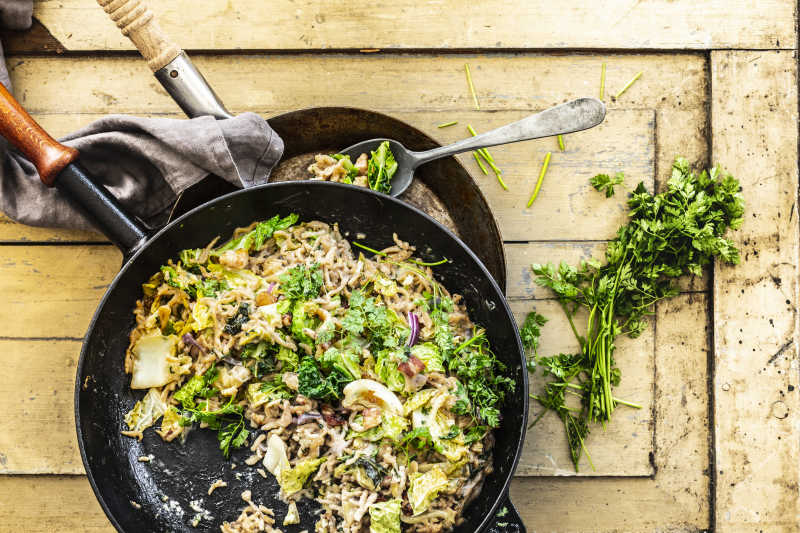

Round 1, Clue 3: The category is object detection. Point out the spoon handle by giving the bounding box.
[411,97,606,166]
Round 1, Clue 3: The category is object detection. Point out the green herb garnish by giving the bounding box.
[464,64,480,110]
[527,151,552,207]
[529,157,744,470]
[615,71,642,99]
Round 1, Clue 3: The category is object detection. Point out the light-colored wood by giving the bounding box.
[34,1,795,51]
[513,294,710,530]
[0,245,121,339]
[0,340,84,474]
[7,53,706,115]
[513,300,655,476]
[1,53,709,243]
[0,476,112,531]
[710,50,800,531]
[96,0,181,71]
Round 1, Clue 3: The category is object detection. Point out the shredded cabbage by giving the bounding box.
[279,456,327,496]
[410,343,445,373]
[408,466,448,515]
[369,499,402,533]
[130,334,181,389]
[124,388,167,433]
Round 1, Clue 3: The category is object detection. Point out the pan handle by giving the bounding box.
[96,0,233,119]
[0,81,148,255]
[486,495,527,533]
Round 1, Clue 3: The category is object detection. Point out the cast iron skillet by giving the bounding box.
[96,0,507,289]
[0,79,528,530]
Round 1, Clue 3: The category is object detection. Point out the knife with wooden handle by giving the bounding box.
[97,0,233,119]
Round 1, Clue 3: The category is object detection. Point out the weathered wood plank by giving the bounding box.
[1,53,705,243]
[8,54,706,115]
[512,300,655,476]
[513,294,710,529]
[0,340,84,474]
[33,0,794,51]
[711,50,800,531]
[0,476,112,531]
[0,245,121,339]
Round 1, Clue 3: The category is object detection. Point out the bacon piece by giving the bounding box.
[398,355,425,377]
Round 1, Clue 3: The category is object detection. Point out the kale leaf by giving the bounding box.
[366,141,398,194]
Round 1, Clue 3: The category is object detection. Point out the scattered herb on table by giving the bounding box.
[615,71,643,99]
[527,157,744,470]
[527,152,552,207]
[437,121,458,128]
[464,64,480,110]
[600,62,606,99]
[557,134,565,152]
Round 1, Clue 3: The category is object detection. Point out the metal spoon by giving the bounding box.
[339,97,606,197]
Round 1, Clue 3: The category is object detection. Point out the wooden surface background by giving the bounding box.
[0,0,797,531]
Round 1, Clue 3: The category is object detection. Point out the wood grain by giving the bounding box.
[0,340,84,474]
[33,0,795,51]
[711,50,800,532]
[0,245,121,339]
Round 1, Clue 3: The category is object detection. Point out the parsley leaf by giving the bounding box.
[590,172,624,197]
[530,157,744,471]
[366,141,398,194]
[280,263,323,302]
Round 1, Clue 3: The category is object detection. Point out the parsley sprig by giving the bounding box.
[525,157,744,471]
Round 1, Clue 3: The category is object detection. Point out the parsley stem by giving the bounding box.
[473,152,489,174]
[437,121,458,128]
[465,64,481,110]
[613,397,642,409]
[557,134,565,151]
[527,152,552,207]
[615,71,642,99]
[600,62,606,100]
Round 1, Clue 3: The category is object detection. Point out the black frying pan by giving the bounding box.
[0,81,528,530]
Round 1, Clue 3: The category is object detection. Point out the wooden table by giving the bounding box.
[0,1,797,531]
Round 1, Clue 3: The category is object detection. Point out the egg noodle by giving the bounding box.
[123,211,513,532]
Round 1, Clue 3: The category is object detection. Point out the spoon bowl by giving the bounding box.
[339,97,607,197]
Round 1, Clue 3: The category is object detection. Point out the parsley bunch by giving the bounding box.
[525,158,744,470]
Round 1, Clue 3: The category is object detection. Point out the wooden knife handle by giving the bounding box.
[0,82,78,186]
[97,0,182,72]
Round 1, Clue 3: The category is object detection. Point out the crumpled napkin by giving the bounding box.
[0,1,283,231]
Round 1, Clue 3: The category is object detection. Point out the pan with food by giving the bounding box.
[0,80,528,531]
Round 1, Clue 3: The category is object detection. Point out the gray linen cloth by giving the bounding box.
[0,1,283,232]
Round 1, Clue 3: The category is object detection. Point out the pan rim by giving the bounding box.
[74,180,528,533]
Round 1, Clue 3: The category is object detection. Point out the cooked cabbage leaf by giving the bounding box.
[125,388,167,433]
[279,456,327,496]
[369,499,402,533]
[367,141,398,194]
[408,467,448,515]
[411,343,445,373]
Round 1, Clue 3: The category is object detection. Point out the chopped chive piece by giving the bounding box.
[465,64,480,110]
[473,152,489,174]
[615,71,642,99]
[467,124,500,169]
[527,152,552,207]
[557,134,565,151]
[437,121,458,128]
[496,173,509,191]
[600,62,606,99]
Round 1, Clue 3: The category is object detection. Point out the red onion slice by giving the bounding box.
[406,311,419,347]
